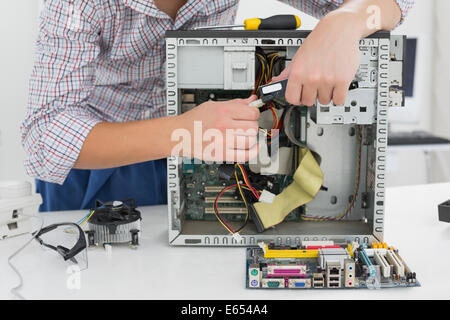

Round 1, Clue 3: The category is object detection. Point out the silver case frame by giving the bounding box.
[166,32,400,247]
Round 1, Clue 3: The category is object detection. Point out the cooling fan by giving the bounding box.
[86,199,141,247]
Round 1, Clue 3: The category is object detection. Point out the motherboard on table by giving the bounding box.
[247,241,419,289]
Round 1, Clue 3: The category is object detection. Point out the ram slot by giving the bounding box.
[385,250,405,277]
[263,246,319,258]
[373,251,391,278]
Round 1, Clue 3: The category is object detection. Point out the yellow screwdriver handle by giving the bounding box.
[244,15,301,30]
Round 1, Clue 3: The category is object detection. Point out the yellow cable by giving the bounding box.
[234,171,250,233]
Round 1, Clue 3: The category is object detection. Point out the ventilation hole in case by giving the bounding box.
[349,127,356,136]
[317,127,324,136]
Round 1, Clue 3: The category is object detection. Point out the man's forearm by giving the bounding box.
[326,0,402,37]
[74,116,180,169]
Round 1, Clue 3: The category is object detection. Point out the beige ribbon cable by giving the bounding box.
[253,148,324,229]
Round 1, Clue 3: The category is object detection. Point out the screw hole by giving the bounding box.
[330,196,337,205]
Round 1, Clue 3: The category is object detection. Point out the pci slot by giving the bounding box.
[204,196,241,204]
[204,207,247,215]
[385,250,405,277]
[204,186,235,193]
[374,251,391,278]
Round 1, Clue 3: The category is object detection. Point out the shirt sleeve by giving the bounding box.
[279,0,414,25]
[21,0,103,184]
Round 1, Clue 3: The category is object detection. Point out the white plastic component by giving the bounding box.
[249,99,265,108]
[104,243,113,256]
[261,82,282,95]
[302,240,334,247]
[0,181,42,240]
[224,46,255,90]
[374,251,391,278]
[364,248,388,257]
[258,190,275,204]
[258,241,267,254]
[386,250,405,277]
[232,232,243,243]
[0,181,31,199]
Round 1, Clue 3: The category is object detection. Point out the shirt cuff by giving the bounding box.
[24,111,102,185]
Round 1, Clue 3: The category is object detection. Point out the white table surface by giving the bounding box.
[1,183,450,300]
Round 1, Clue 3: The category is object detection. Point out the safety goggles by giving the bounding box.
[33,222,88,270]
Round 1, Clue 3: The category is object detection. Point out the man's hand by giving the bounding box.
[273,13,361,106]
[176,95,260,162]
[273,0,402,107]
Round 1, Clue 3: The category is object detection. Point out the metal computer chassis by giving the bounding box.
[165,30,405,247]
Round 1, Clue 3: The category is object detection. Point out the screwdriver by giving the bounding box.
[194,14,301,31]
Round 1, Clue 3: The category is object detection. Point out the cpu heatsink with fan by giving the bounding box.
[86,199,141,247]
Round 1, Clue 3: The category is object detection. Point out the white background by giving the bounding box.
[0,0,448,187]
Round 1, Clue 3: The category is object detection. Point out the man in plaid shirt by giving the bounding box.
[23,0,413,211]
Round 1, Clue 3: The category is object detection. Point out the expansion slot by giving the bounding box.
[364,248,388,257]
[360,248,376,277]
[204,196,242,204]
[204,186,235,193]
[394,251,413,274]
[374,251,391,278]
[385,250,405,277]
[204,207,248,215]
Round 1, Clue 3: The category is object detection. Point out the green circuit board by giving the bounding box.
[181,89,309,223]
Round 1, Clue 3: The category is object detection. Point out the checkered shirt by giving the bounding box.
[22,0,414,184]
